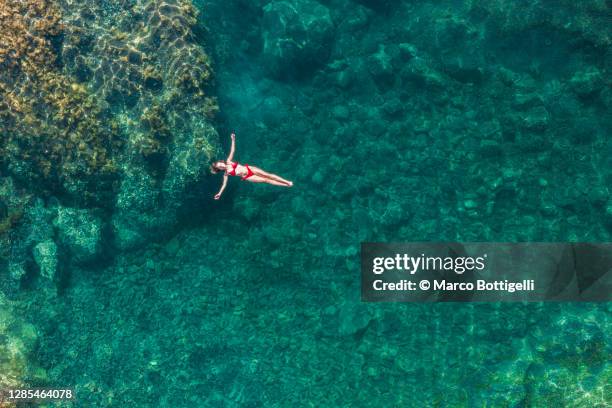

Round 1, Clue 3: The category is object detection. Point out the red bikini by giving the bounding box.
[242,164,254,180]
[228,162,254,180]
[228,162,238,176]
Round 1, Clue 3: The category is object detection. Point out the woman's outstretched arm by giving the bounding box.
[214,175,228,200]
[227,132,236,162]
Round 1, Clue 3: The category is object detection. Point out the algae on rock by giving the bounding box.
[1,0,221,256]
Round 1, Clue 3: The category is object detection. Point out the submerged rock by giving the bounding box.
[569,68,604,98]
[338,302,373,337]
[262,0,334,78]
[367,45,395,85]
[0,0,221,253]
[33,241,58,280]
[352,0,400,13]
[112,118,218,250]
[521,106,549,131]
[8,263,27,282]
[400,57,446,89]
[2,199,55,288]
[604,200,612,231]
[54,207,103,264]
[0,293,46,394]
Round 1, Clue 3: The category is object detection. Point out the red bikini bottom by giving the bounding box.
[241,164,254,180]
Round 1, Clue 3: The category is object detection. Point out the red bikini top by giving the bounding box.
[228,162,238,176]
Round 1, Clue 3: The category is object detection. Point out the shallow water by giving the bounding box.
[1,0,611,406]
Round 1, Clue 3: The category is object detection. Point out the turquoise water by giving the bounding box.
[0,0,611,406]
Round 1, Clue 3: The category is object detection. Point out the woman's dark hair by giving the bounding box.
[210,160,224,174]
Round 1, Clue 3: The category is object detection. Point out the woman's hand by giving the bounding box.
[214,193,221,200]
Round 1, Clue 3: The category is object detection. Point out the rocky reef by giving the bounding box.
[0,291,46,406]
[57,0,221,249]
[0,0,122,206]
[262,0,334,78]
[0,0,220,288]
[1,0,220,392]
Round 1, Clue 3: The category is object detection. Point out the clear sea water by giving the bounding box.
[1,0,610,407]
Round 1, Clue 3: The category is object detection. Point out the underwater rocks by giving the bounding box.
[520,106,550,132]
[33,241,58,281]
[0,190,100,287]
[54,207,103,264]
[112,168,173,250]
[569,67,604,98]
[604,201,612,231]
[351,0,399,13]
[523,311,611,407]
[367,45,394,85]
[3,198,55,286]
[478,0,611,50]
[0,0,122,207]
[112,117,218,250]
[262,0,334,78]
[61,0,220,249]
[0,293,46,398]
[0,0,221,254]
[0,189,107,291]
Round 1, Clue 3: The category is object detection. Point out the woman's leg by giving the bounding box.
[246,175,291,187]
[250,166,292,185]
[265,179,292,187]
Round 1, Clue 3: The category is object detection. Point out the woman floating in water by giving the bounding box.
[211,132,293,199]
